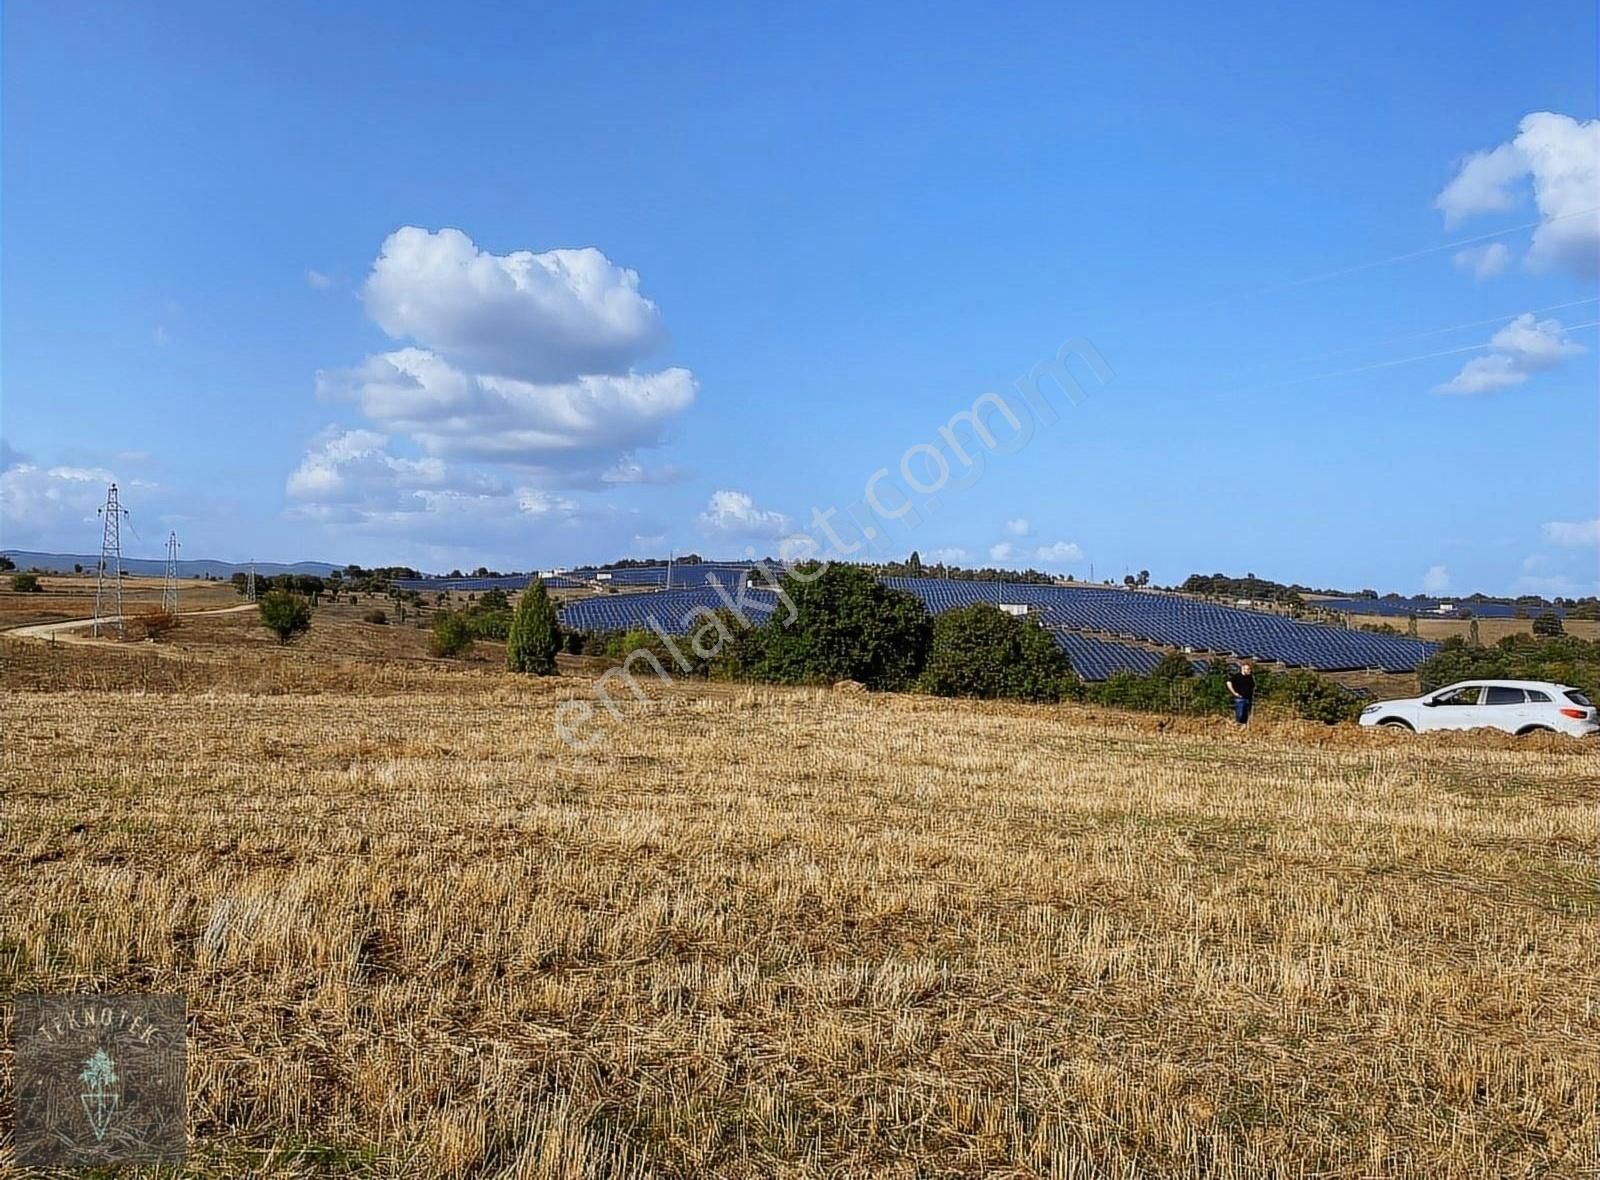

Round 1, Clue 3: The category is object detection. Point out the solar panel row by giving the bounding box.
[880,578,1437,672]
[557,586,781,634]
[1313,596,1566,619]
[1051,633,1209,681]
[391,575,534,592]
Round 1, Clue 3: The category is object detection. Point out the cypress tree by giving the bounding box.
[507,578,562,674]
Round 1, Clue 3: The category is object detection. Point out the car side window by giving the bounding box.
[1525,690,1551,703]
[1435,685,1482,706]
[1484,687,1525,705]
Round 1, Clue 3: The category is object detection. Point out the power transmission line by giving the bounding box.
[92,483,129,639]
[162,532,180,613]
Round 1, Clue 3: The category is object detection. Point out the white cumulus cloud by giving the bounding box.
[926,546,970,563]
[292,227,698,540]
[696,490,791,539]
[0,461,119,550]
[988,542,1013,563]
[285,428,596,540]
[1435,112,1600,278]
[1003,518,1032,537]
[1420,564,1451,595]
[318,348,697,477]
[362,226,665,382]
[1434,313,1585,394]
[1542,518,1600,547]
[1035,541,1084,564]
[306,269,334,290]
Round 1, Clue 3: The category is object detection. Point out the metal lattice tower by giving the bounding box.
[92,483,129,638]
[162,532,181,613]
[247,560,257,602]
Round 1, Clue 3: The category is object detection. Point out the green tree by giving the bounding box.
[741,563,930,690]
[1532,611,1565,638]
[257,590,312,645]
[507,579,561,674]
[0,554,14,572]
[429,610,475,657]
[918,604,1074,701]
[10,572,42,593]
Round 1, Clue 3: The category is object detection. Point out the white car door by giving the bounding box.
[1421,683,1485,732]
[1481,685,1530,734]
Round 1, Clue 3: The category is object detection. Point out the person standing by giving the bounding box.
[1227,662,1255,725]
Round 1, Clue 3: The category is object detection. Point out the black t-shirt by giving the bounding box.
[1230,671,1255,700]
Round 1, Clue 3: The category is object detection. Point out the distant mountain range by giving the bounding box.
[2,550,342,579]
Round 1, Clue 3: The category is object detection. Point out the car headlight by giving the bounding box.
[1361,704,1380,713]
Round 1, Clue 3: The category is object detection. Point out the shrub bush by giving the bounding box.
[257,591,312,646]
[1268,670,1361,724]
[429,611,475,658]
[10,572,42,593]
[1532,611,1564,638]
[132,608,179,641]
[363,609,388,625]
[1419,633,1599,701]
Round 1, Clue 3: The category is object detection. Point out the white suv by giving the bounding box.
[1359,679,1598,737]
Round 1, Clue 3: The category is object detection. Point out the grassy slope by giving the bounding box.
[2,637,1597,1177]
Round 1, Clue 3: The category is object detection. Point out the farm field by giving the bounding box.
[1342,612,1600,645]
[3,621,1598,1177]
[0,573,238,630]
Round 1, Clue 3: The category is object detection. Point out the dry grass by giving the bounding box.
[0,574,237,630]
[2,628,1598,1177]
[1342,613,1600,645]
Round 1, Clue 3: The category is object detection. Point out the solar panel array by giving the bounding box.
[1051,632,1208,681]
[569,564,757,590]
[558,586,781,634]
[390,567,755,593]
[1312,596,1566,619]
[881,578,1437,672]
[391,574,534,592]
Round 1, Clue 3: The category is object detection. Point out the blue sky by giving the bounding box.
[3,2,1597,596]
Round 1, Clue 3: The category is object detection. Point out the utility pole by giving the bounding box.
[92,483,129,638]
[162,532,180,613]
[247,560,258,602]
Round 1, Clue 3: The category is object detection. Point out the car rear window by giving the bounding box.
[1484,686,1525,705]
[1565,690,1593,707]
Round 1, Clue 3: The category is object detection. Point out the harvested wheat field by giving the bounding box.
[3,651,1599,1177]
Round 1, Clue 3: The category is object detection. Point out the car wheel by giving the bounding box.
[1379,718,1413,731]
[1515,726,1553,736]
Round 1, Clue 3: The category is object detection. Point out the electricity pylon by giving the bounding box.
[247,561,257,602]
[162,532,181,613]
[92,483,129,638]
